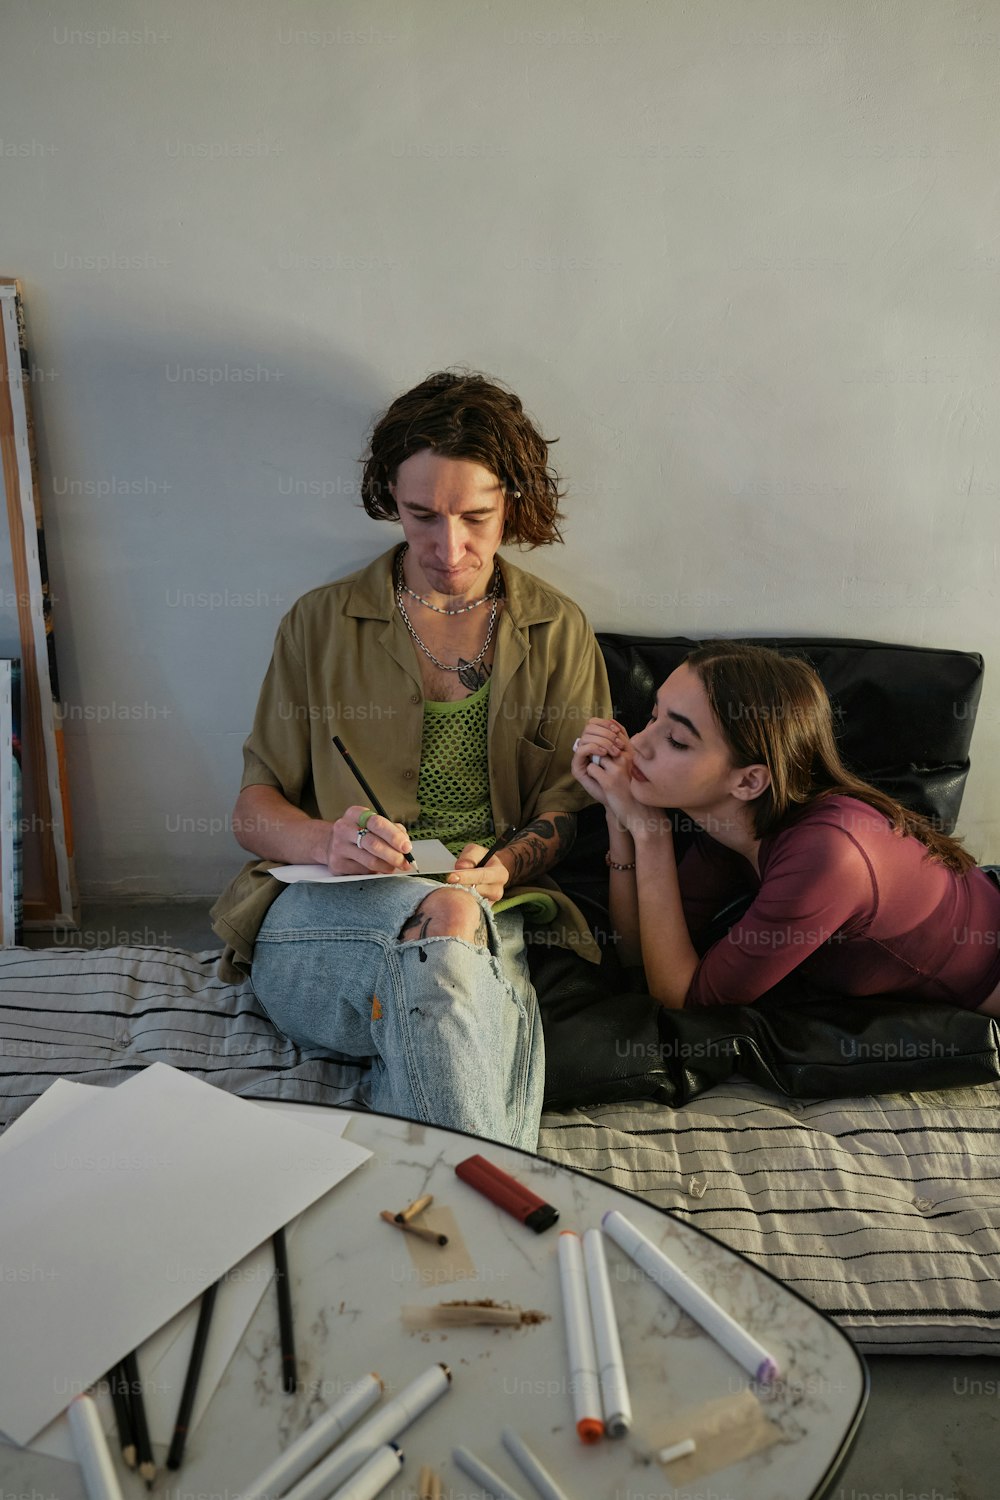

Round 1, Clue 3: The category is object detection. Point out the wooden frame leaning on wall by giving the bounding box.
[0,278,77,931]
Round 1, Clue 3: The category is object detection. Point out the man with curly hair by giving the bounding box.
[211,371,611,1150]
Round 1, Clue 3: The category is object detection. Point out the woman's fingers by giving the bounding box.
[573,719,629,758]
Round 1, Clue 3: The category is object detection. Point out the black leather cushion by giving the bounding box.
[531,943,1000,1110]
[600,634,982,827]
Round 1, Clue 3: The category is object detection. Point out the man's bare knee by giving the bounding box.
[398,887,489,945]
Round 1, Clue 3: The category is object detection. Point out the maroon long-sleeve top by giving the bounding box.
[679,795,1000,1009]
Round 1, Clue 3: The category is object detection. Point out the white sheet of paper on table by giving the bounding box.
[270,838,456,882]
[21,1095,354,1463]
[0,1063,370,1446]
[0,1077,93,1153]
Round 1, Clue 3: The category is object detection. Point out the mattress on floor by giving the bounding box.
[0,944,371,1120]
[537,1085,1000,1355]
[2,944,998,1354]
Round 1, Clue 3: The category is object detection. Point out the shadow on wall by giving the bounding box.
[22,294,396,896]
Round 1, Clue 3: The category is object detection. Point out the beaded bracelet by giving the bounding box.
[605,852,637,871]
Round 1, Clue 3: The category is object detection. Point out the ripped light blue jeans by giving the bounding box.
[249,876,544,1153]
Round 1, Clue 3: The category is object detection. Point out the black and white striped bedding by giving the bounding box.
[2,945,998,1354]
[0,946,370,1119]
[538,1088,1000,1354]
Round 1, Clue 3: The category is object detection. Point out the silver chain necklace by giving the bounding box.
[394,547,501,673]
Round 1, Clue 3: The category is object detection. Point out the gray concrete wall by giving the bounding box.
[1,0,997,897]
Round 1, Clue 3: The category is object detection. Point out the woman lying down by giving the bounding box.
[572,642,1000,1016]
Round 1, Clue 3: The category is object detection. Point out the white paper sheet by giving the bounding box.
[0,1077,93,1153]
[0,1064,370,1446]
[270,839,456,882]
[24,1098,357,1463]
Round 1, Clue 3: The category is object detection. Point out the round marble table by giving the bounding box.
[2,1105,867,1499]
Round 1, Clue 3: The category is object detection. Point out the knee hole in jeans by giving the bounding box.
[398,886,489,946]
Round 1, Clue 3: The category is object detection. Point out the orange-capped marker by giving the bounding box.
[557,1230,605,1444]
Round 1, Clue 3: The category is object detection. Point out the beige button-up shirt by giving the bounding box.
[211,545,612,981]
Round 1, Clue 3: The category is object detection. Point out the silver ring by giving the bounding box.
[356,829,366,848]
[572,737,581,752]
[591,754,604,769]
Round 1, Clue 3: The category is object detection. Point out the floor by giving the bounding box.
[24,900,1000,1500]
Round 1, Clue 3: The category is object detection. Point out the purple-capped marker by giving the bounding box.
[601,1209,780,1384]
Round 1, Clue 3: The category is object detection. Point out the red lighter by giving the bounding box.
[454,1154,559,1233]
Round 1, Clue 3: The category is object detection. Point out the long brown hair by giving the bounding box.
[686,641,976,873]
[360,370,565,546]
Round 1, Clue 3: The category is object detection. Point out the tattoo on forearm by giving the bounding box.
[502,813,576,885]
[472,906,489,948]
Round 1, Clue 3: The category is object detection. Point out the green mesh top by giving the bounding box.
[409,679,557,925]
[409,679,494,855]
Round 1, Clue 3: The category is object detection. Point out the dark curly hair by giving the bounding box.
[360,370,565,546]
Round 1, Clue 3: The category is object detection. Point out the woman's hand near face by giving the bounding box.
[572,718,673,847]
[571,718,632,806]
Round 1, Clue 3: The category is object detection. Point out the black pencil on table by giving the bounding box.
[166,1280,220,1470]
[272,1227,298,1393]
[332,734,416,865]
[121,1348,156,1489]
[106,1361,137,1469]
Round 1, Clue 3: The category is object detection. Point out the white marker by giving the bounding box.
[329,1443,403,1500]
[602,1210,780,1383]
[501,1428,574,1500]
[241,1371,384,1499]
[659,1437,697,1465]
[453,1445,531,1500]
[281,1364,451,1500]
[582,1227,632,1437]
[68,1395,125,1500]
[557,1230,604,1443]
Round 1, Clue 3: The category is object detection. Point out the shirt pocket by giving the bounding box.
[516,732,557,815]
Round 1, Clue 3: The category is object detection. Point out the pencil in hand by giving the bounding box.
[332,735,416,866]
[272,1227,298,1393]
[473,825,519,868]
[166,1280,220,1470]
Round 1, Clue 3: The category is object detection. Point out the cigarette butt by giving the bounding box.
[396,1193,434,1222]
[418,1463,434,1499]
[379,1209,448,1246]
[659,1437,696,1465]
[430,1475,442,1500]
